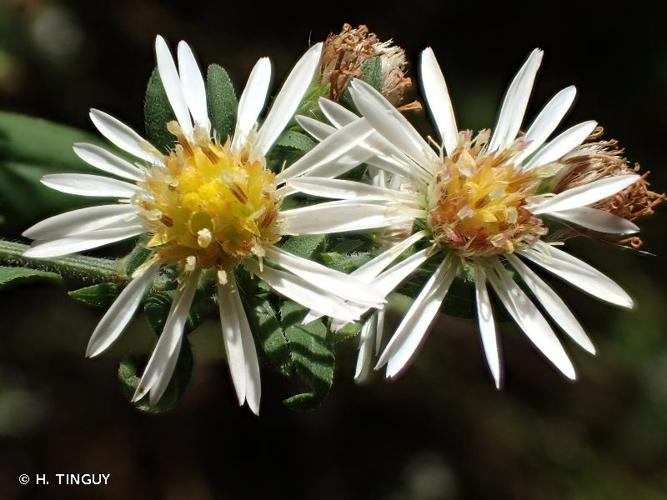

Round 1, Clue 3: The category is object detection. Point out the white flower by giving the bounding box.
[289,48,641,387]
[22,36,388,414]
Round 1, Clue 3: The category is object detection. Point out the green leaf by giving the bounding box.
[144,68,176,153]
[273,129,315,153]
[122,238,153,276]
[279,235,326,259]
[0,266,61,290]
[207,64,237,142]
[280,301,334,410]
[0,111,103,171]
[68,282,122,308]
[249,297,293,377]
[341,57,383,110]
[320,251,372,273]
[118,339,193,414]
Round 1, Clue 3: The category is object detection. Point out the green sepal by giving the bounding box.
[68,282,122,308]
[341,56,383,110]
[206,64,237,143]
[144,68,176,153]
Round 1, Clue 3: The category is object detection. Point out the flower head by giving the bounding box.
[23,35,386,413]
[291,48,647,387]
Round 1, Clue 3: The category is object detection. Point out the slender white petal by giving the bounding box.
[531,174,640,215]
[218,276,261,415]
[277,118,373,183]
[287,177,418,203]
[233,57,271,152]
[41,173,141,198]
[519,242,634,308]
[132,269,201,405]
[523,121,597,169]
[89,109,159,163]
[265,246,385,307]
[515,86,576,162]
[354,315,376,382]
[318,97,357,128]
[23,204,138,240]
[248,260,359,323]
[177,41,210,132]
[488,49,543,152]
[549,206,639,234]
[23,224,145,258]
[155,35,193,136]
[73,143,144,181]
[86,262,160,357]
[352,231,427,282]
[279,200,421,235]
[420,47,458,156]
[255,43,323,155]
[486,259,576,380]
[297,115,336,141]
[375,310,385,355]
[350,79,437,168]
[474,267,501,388]
[507,254,595,354]
[376,256,456,378]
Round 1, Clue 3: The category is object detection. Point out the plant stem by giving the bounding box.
[0,239,127,284]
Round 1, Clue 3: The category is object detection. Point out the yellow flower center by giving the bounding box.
[135,124,281,269]
[428,130,547,257]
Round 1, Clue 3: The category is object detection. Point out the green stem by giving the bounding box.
[0,239,127,284]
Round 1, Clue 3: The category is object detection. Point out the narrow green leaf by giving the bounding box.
[279,235,327,259]
[0,266,61,290]
[68,282,122,308]
[118,339,193,414]
[320,251,372,273]
[144,68,176,153]
[207,64,237,142]
[249,297,293,377]
[273,129,315,153]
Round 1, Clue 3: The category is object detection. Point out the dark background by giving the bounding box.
[0,1,666,499]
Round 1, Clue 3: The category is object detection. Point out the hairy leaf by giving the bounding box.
[207,64,237,142]
[69,282,122,308]
[0,266,61,290]
[144,68,177,153]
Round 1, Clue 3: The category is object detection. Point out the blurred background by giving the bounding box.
[0,1,666,498]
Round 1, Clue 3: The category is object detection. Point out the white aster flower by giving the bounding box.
[289,48,641,386]
[22,35,388,413]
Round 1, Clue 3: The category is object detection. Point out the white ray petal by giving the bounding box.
[23,224,146,258]
[519,242,634,308]
[420,47,458,156]
[255,43,323,155]
[155,35,193,136]
[41,173,141,198]
[376,256,456,378]
[247,260,358,323]
[354,315,377,382]
[515,86,576,162]
[233,57,272,152]
[296,115,336,141]
[277,118,373,183]
[318,97,357,127]
[523,120,597,169]
[73,143,144,181]
[86,262,160,358]
[89,109,159,163]
[177,40,210,132]
[549,206,639,234]
[351,79,437,168]
[287,177,418,203]
[474,266,501,388]
[352,231,427,282]
[531,174,640,215]
[132,269,201,405]
[218,276,261,415]
[265,246,385,307]
[279,200,421,235]
[486,259,576,379]
[23,204,138,240]
[488,49,543,152]
[375,310,385,354]
[507,254,595,354]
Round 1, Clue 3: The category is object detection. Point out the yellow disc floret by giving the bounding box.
[428,130,548,258]
[134,123,281,270]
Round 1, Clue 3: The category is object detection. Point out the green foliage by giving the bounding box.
[0,266,61,290]
[279,234,327,259]
[0,113,105,230]
[207,64,237,142]
[280,301,334,410]
[68,282,122,308]
[144,68,176,153]
[273,129,315,153]
[320,251,372,273]
[341,56,383,110]
[118,340,193,415]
